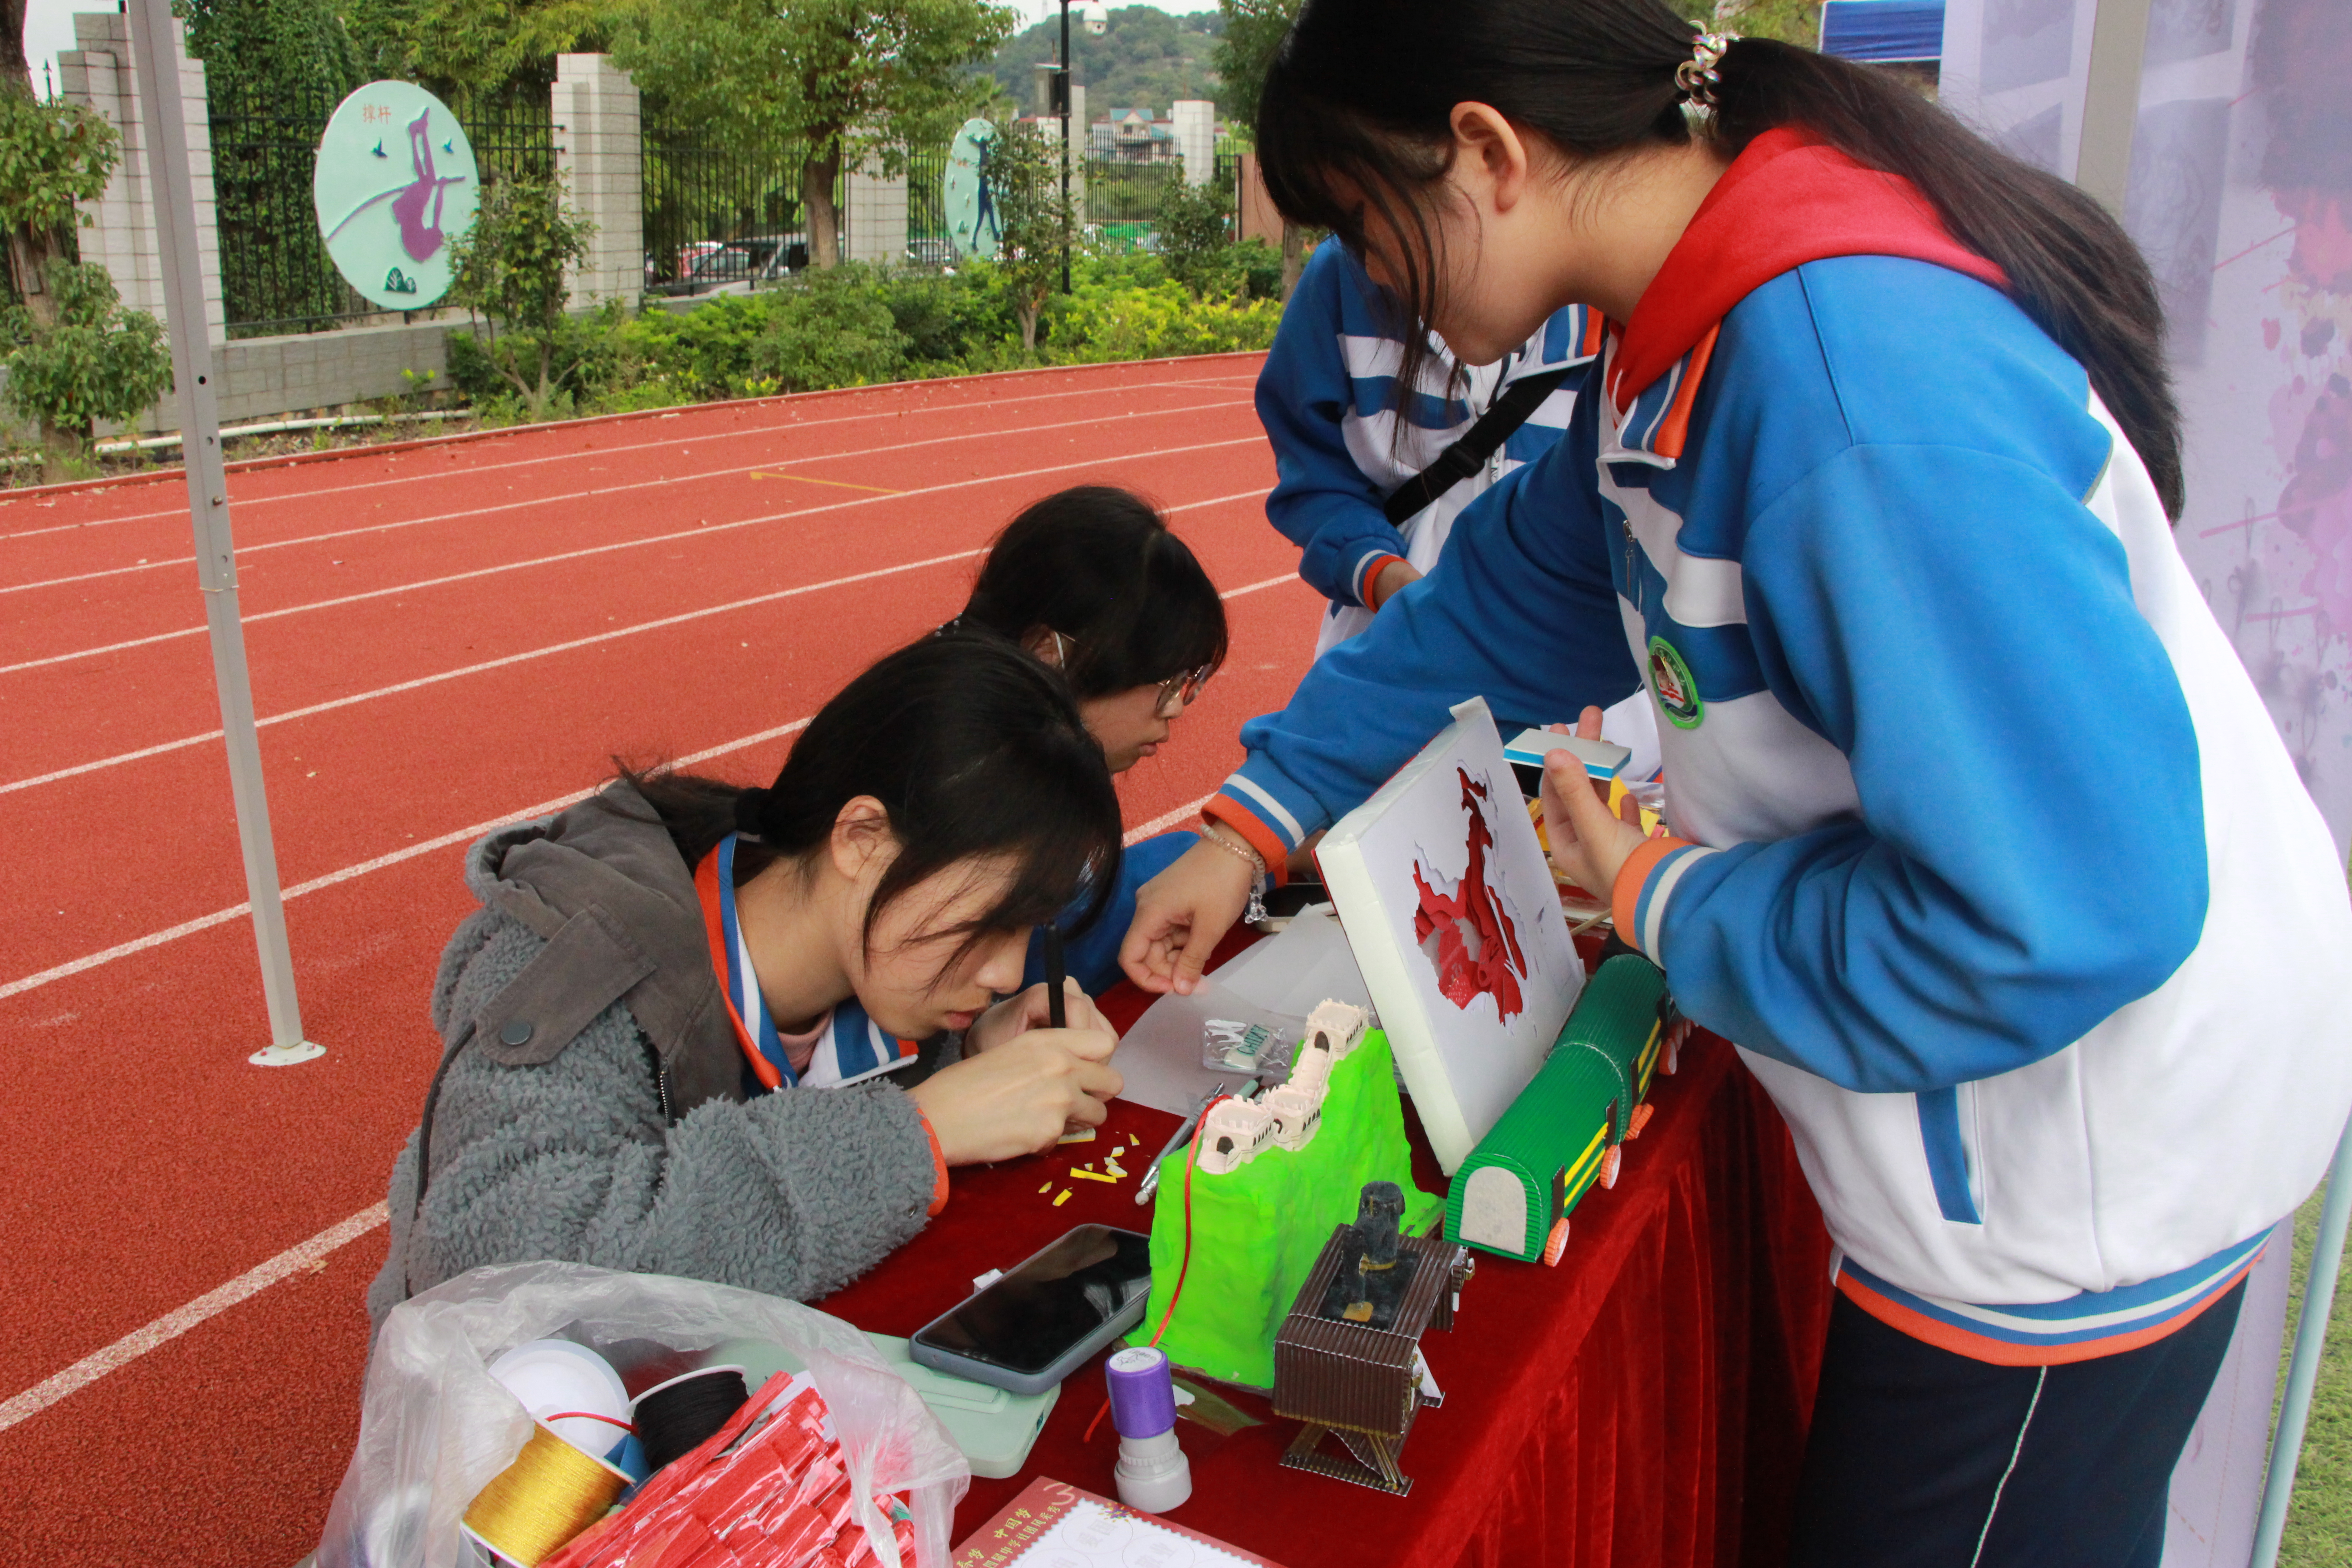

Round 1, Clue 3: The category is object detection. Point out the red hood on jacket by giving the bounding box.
[1606,127,2009,413]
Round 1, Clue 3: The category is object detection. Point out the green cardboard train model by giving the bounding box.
[1444,952,1693,1266]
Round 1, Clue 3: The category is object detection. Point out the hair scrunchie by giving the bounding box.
[1678,31,1735,109]
[732,787,772,835]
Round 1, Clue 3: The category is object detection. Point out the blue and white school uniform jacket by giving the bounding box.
[1255,242,1601,653]
[1210,254,2352,1359]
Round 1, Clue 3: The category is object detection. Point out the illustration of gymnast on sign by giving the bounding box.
[326,109,470,259]
[312,81,481,311]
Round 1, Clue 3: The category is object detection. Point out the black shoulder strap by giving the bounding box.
[1382,365,1576,528]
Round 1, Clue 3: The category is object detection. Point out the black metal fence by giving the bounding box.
[203,94,1250,333]
[641,113,816,286]
[208,84,556,338]
[900,137,1246,263]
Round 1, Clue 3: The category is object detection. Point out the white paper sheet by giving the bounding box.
[1016,1496,1257,1567]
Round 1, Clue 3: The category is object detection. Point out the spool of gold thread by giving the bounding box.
[461,1422,629,1567]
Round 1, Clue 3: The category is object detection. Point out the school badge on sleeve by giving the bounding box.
[1647,636,1703,728]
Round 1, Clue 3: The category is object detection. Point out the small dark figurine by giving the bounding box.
[1274,1181,1467,1494]
[1319,1181,1421,1328]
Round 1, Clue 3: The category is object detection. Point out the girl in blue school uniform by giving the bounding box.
[1256,241,1599,654]
[1117,3,2352,1563]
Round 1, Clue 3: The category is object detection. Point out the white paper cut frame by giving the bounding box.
[1315,697,1586,1174]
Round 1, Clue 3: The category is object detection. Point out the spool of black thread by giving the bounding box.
[631,1366,750,1473]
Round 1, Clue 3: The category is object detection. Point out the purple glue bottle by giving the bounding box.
[1106,1345,1191,1513]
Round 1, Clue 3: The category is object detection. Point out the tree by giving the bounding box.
[983,117,1075,353]
[615,0,1012,269]
[980,5,1224,118]
[1213,0,1308,299]
[341,0,617,98]
[0,90,112,324]
[0,1,27,92]
[176,0,362,106]
[2,259,174,480]
[1215,0,1305,296]
[446,172,598,418]
[1156,172,1236,296]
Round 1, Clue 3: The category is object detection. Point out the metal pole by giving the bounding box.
[1059,0,1072,294]
[2075,0,2154,215]
[125,0,321,1067]
[2251,1114,2352,1568]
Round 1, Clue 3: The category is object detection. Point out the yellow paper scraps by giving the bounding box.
[1057,1127,1098,1145]
[1053,1190,1072,1206]
[1068,1168,1119,1184]
[1038,1182,1053,1194]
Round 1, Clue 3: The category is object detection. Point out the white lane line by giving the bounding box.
[0,567,1293,1426]
[0,460,1264,797]
[0,714,820,1004]
[0,551,977,796]
[0,491,1272,998]
[0,1202,391,1437]
[5,411,1251,677]
[0,394,1252,600]
[0,371,1258,546]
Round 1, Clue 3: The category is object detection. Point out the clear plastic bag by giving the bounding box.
[316,1261,968,1568]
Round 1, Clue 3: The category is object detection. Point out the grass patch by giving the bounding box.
[2279,1179,2352,1565]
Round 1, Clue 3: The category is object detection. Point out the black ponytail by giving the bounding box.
[1258,0,2184,516]
[623,629,1124,951]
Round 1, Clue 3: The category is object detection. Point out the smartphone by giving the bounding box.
[908,1224,1153,1396]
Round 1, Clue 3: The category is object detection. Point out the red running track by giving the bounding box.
[0,354,1310,1567]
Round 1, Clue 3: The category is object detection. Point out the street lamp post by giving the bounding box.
[1047,2,1104,293]
[1056,0,1072,293]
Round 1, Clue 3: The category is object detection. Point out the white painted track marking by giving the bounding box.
[0,366,1257,545]
[0,394,1250,598]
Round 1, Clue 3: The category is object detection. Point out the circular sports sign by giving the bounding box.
[312,81,480,310]
[943,118,1002,260]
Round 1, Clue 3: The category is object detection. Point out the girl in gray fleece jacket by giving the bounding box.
[370,632,1127,1328]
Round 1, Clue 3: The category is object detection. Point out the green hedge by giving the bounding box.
[443,246,1287,425]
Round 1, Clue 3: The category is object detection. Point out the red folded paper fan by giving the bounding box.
[543,1372,918,1568]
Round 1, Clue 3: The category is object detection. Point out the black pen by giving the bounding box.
[1044,922,1068,1028]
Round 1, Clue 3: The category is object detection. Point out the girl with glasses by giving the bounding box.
[955,486,1230,992]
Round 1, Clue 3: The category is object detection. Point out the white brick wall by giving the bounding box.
[58,10,225,347]
[1173,100,1215,187]
[553,54,644,308]
[844,147,908,265]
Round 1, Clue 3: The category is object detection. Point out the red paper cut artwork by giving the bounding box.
[1412,768,1531,1021]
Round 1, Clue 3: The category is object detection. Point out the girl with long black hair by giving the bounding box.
[370,632,1127,1324]
[1117,5,2352,1561]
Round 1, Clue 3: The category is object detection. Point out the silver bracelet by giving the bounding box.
[1200,823,1270,925]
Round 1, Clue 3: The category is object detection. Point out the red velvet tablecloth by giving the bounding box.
[813,960,1835,1568]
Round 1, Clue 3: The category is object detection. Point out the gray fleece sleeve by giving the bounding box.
[375,910,939,1323]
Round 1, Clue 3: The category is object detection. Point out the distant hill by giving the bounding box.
[978,5,1226,121]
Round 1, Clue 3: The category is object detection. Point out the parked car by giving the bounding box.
[649,235,809,298]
